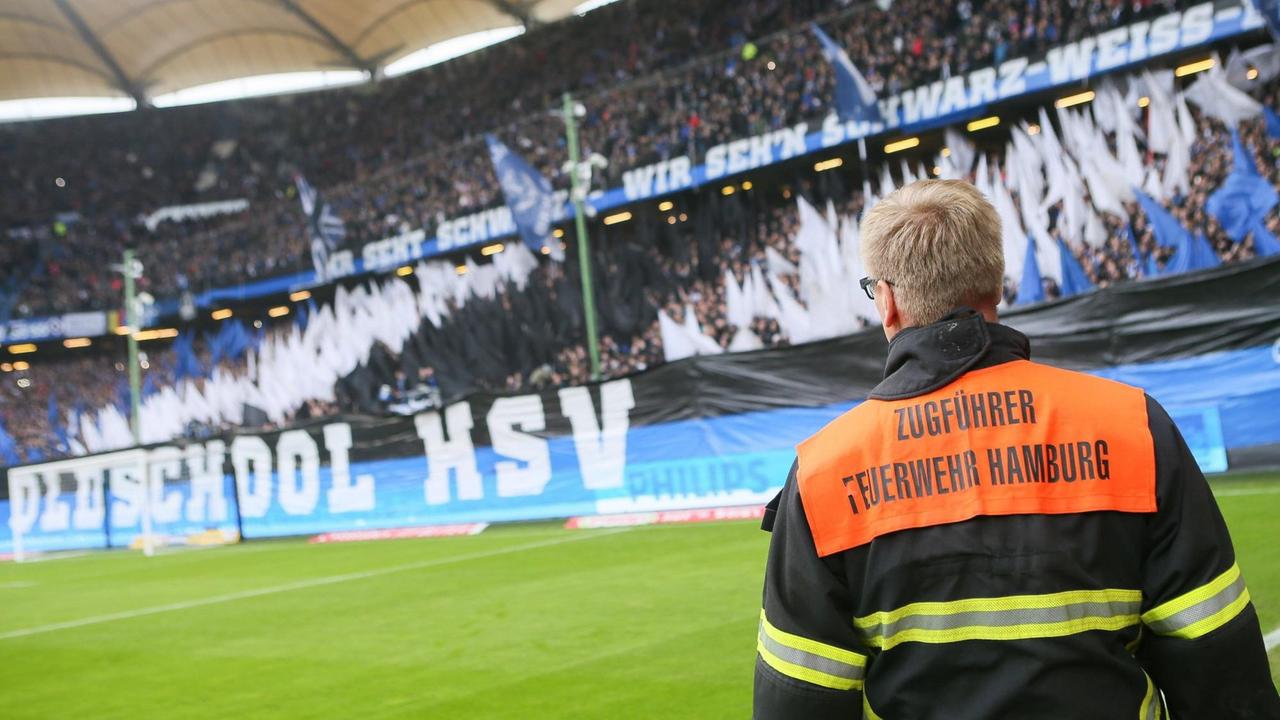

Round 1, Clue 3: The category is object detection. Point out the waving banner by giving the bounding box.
[485,134,563,260]
[3,257,1278,555]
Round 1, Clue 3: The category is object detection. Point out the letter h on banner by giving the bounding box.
[416,402,484,505]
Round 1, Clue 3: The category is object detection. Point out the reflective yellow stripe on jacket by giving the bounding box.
[1139,671,1164,720]
[1142,562,1250,639]
[854,588,1143,650]
[757,610,866,691]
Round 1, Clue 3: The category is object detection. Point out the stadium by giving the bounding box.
[0,0,1278,716]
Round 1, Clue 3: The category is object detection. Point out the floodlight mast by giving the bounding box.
[561,92,602,381]
[119,249,153,557]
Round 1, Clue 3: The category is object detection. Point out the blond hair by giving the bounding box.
[860,179,1004,326]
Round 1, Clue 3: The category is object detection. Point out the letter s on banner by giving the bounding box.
[559,379,635,490]
[489,395,551,498]
[231,435,274,519]
[108,459,145,529]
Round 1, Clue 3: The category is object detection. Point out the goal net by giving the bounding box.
[4,442,238,561]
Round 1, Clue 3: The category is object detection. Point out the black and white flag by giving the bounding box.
[295,174,347,280]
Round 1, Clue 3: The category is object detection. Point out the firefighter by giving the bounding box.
[753,180,1280,719]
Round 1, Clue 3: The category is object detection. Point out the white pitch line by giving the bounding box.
[1212,487,1280,498]
[6,551,95,564]
[1265,626,1280,653]
[0,528,628,642]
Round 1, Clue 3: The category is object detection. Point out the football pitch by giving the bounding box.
[3,474,1278,719]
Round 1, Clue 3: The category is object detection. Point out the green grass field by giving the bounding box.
[2,474,1278,719]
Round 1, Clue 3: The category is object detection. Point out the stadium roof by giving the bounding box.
[0,0,599,113]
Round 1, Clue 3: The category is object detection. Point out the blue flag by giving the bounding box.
[1251,0,1280,39]
[0,417,21,465]
[206,319,256,368]
[1143,250,1161,278]
[1057,238,1094,297]
[1265,106,1280,140]
[485,135,563,261]
[1170,233,1222,274]
[1251,220,1280,256]
[1135,191,1221,274]
[810,24,883,125]
[115,378,130,414]
[172,331,203,381]
[47,393,69,453]
[1017,237,1045,304]
[205,329,223,368]
[1206,130,1278,243]
[47,392,58,429]
[295,298,317,330]
[1124,223,1140,256]
[1123,223,1153,277]
[1182,233,1223,271]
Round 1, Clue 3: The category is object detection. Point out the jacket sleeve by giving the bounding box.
[1136,397,1280,719]
[754,461,871,720]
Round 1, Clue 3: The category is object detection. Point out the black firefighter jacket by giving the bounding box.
[754,311,1280,719]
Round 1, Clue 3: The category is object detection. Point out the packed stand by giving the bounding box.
[2,0,1191,317]
[7,61,1280,466]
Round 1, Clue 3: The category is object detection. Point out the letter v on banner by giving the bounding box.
[559,380,635,490]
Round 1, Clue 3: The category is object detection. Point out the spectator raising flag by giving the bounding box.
[485,135,564,261]
[1018,236,1046,304]
[295,174,347,281]
[809,22,883,126]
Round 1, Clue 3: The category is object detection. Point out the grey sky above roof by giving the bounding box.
[0,0,590,103]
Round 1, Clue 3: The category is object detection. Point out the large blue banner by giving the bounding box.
[3,337,1277,555]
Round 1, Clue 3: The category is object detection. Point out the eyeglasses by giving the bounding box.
[859,277,894,300]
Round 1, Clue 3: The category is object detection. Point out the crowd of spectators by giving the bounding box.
[0,356,115,463]
[4,86,1276,464]
[1,0,1187,317]
[1061,110,1277,295]
[3,0,1276,466]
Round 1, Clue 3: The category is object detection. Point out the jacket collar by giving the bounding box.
[869,308,1031,400]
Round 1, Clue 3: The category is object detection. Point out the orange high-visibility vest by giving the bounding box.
[796,360,1157,557]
